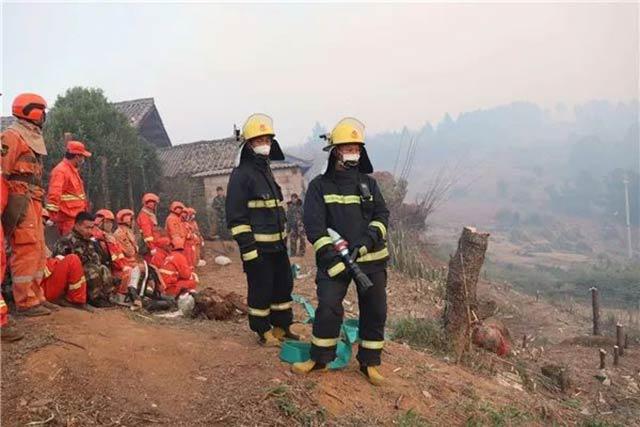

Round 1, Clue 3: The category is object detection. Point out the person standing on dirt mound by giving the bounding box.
[46,140,91,236]
[226,113,299,347]
[292,118,390,386]
[136,192,162,261]
[1,93,57,316]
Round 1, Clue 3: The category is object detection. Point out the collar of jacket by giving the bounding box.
[327,167,359,184]
[63,158,80,171]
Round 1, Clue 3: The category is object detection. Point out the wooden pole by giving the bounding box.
[99,156,110,209]
[536,290,540,302]
[613,346,619,366]
[616,324,624,356]
[591,287,600,336]
[127,171,135,211]
[522,334,527,349]
[599,348,606,369]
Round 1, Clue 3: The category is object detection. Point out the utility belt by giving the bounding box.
[2,175,44,238]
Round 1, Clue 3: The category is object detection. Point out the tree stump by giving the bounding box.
[443,226,490,359]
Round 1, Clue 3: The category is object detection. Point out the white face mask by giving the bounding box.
[253,144,271,156]
[342,153,360,163]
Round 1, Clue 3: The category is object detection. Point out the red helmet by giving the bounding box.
[12,93,47,123]
[95,209,115,221]
[116,209,134,224]
[170,201,185,214]
[142,193,160,205]
[66,140,92,157]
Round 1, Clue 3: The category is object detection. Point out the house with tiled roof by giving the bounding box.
[157,137,311,209]
[112,98,171,148]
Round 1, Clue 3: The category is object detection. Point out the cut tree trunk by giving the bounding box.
[443,226,490,359]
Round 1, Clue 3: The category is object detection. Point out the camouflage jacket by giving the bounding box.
[53,229,105,267]
[286,203,304,230]
[212,195,226,220]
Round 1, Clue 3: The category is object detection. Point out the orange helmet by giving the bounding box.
[116,209,134,224]
[66,140,92,157]
[170,201,185,214]
[12,93,47,122]
[142,193,160,205]
[95,209,115,221]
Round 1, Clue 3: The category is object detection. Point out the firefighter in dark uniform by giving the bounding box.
[226,114,299,347]
[292,118,390,386]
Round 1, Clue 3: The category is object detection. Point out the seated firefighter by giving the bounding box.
[158,237,198,297]
[53,212,114,307]
[39,210,92,311]
[94,209,141,299]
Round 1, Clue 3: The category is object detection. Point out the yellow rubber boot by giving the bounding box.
[360,366,385,386]
[272,326,301,341]
[292,360,327,375]
[258,330,282,347]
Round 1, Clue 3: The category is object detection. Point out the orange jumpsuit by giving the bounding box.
[1,121,47,310]
[93,229,133,295]
[136,207,161,258]
[42,254,87,304]
[46,158,88,235]
[188,219,203,264]
[165,212,193,264]
[183,218,198,266]
[150,246,169,268]
[113,225,140,294]
[158,250,198,296]
[1,175,9,326]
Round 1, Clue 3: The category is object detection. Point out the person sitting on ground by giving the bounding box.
[158,237,198,297]
[185,207,206,267]
[113,209,139,262]
[40,210,93,311]
[95,209,141,302]
[53,212,114,307]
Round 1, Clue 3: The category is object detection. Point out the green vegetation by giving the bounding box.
[391,317,450,354]
[486,258,640,310]
[465,403,532,427]
[44,87,162,211]
[396,409,429,427]
[266,385,326,426]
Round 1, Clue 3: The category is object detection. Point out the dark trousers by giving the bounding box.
[310,270,387,366]
[289,229,306,257]
[244,250,294,334]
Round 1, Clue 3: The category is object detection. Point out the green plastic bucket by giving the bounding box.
[280,340,352,370]
[342,319,360,344]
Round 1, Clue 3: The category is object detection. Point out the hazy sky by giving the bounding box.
[2,2,638,146]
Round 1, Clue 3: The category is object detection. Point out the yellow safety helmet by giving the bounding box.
[323,117,365,151]
[242,113,275,142]
[323,117,373,174]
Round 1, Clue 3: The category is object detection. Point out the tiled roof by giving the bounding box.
[112,98,155,128]
[158,138,301,178]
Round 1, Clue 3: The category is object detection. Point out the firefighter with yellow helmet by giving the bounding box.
[226,114,298,346]
[292,118,389,385]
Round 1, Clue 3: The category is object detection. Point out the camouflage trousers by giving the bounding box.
[289,228,306,257]
[84,264,114,303]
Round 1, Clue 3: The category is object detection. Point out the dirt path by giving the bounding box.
[2,241,636,426]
